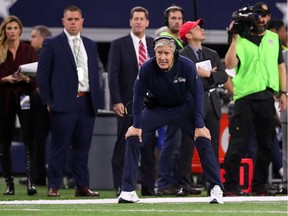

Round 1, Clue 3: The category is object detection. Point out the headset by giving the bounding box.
[153,36,179,59]
[163,5,185,27]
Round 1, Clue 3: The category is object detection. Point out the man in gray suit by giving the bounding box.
[108,6,155,196]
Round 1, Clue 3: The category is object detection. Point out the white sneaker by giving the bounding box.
[209,185,224,204]
[118,191,140,203]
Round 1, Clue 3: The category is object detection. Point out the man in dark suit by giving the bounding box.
[172,19,228,195]
[108,6,155,196]
[37,5,101,197]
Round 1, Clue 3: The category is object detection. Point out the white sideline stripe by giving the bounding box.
[1,209,287,214]
[0,196,287,205]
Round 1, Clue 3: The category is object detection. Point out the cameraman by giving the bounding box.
[224,2,287,196]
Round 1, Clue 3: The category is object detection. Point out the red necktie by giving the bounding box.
[138,40,146,68]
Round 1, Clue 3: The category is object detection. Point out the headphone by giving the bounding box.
[153,36,179,59]
[163,5,185,27]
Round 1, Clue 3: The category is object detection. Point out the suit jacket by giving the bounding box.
[180,45,228,118]
[37,32,101,114]
[108,34,154,105]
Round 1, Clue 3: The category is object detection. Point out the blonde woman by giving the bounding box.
[0,15,38,195]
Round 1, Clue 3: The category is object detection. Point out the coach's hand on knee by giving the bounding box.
[194,127,211,141]
[125,126,142,142]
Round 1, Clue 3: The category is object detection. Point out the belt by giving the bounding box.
[77,92,89,97]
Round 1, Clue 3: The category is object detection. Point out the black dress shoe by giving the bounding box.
[177,188,190,196]
[75,188,100,197]
[141,188,156,196]
[188,187,202,195]
[157,186,179,196]
[27,184,37,196]
[177,187,202,196]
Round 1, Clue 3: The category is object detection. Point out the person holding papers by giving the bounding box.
[176,19,228,194]
[18,26,52,188]
[0,16,38,195]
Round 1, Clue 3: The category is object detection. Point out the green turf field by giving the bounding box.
[0,178,287,216]
[1,202,287,216]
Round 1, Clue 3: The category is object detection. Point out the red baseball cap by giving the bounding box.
[179,19,204,42]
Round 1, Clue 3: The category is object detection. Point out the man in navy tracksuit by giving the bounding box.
[118,36,224,204]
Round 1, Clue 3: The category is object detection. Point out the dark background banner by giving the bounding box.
[1,0,286,29]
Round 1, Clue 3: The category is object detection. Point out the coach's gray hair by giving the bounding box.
[154,38,176,53]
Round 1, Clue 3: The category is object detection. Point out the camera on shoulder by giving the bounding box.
[229,6,259,37]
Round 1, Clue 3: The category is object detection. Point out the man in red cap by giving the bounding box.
[175,19,228,195]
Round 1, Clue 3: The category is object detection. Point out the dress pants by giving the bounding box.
[48,96,95,189]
